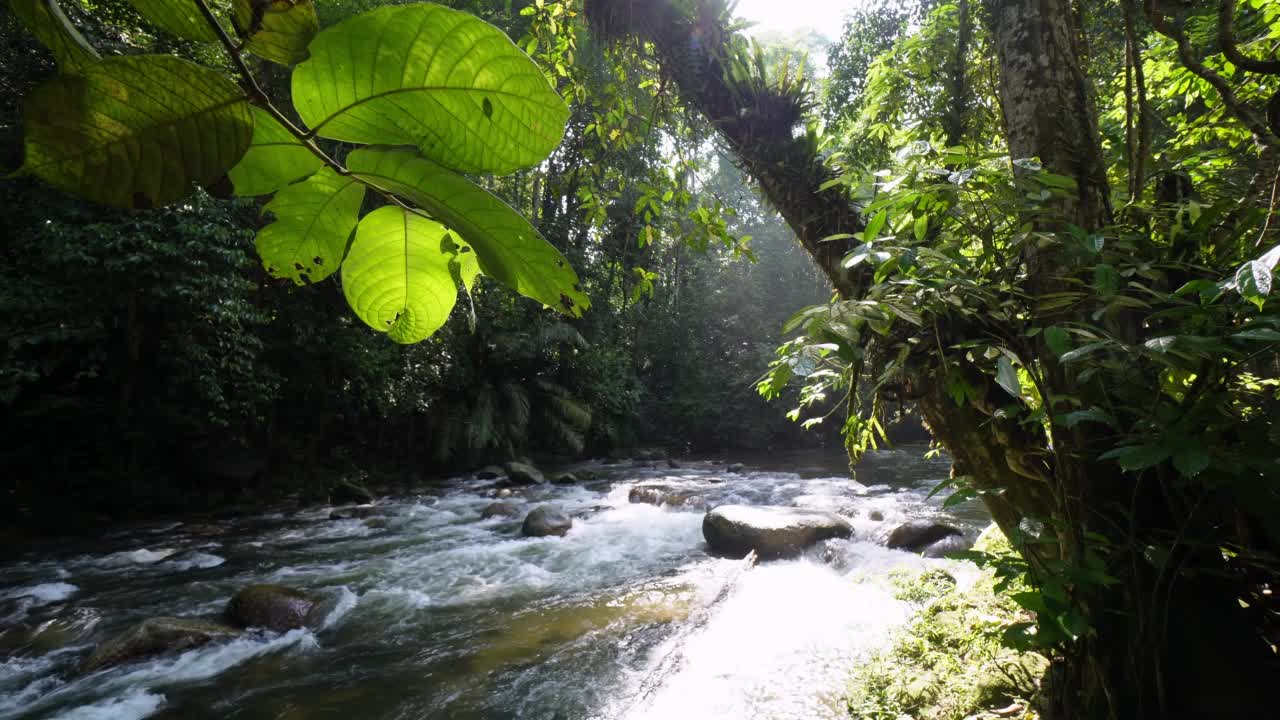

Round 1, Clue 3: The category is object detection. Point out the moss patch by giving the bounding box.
[846,526,1047,720]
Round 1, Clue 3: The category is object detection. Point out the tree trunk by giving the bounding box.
[582,2,1279,717]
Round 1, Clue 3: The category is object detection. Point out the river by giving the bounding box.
[0,446,988,720]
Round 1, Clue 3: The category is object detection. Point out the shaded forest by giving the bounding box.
[1,0,836,527]
[2,0,1279,718]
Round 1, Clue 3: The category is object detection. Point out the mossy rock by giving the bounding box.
[330,478,374,505]
[550,472,578,485]
[80,616,239,674]
[505,462,546,485]
[226,584,322,632]
[481,502,522,519]
[522,505,572,537]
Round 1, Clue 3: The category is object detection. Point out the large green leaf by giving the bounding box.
[127,0,220,42]
[228,106,323,196]
[20,55,252,209]
[232,0,318,65]
[342,205,463,343]
[292,3,568,175]
[10,0,100,73]
[255,167,364,285]
[347,146,588,316]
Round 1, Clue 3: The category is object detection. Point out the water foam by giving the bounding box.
[46,688,165,720]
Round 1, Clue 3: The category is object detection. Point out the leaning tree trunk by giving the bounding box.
[582,1,1278,717]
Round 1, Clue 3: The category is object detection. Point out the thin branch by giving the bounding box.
[1123,0,1151,200]
[1219,0,1280,75]
[1256,164,1280,247]
[1144,0,1278,146]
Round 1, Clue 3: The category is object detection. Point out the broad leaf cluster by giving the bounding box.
[12,0,587,343]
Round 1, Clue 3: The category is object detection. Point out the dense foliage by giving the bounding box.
[4,0,1278,715]
[0,0,830,523]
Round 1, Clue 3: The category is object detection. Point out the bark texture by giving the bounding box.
[583,0,863,297]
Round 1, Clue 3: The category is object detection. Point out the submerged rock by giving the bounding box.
[921,534,973,558]
[725,463,745,474]
[505,462,547,485]
[551,472,578,486]
[667,458,681,469]
[868,510,885,522]
[225,585,321,632]
[80,616,239,674]
[481,502,522,519]
[330,478,374,505]
[2,607,101,658]
[702,505,853,559]
[475,465,504,480]
[329,504,380,520]
[628,485,706,510]
[522,505,572,537]
[886,520,964,554]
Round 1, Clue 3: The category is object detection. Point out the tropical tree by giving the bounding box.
[580,0,1280,716]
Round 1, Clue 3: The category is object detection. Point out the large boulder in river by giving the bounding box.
[551,472,578,486]
[330,478,374,505]
[80,616,239,674]
[475,465,505,480]
[505,462,547,485]
[522,505,572,537]
[481,502,522,519]
[702,505,853,559]
[628,485,706,510]
[226,585,321,632]
[886,520,965,554]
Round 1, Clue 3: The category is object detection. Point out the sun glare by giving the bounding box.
[735,0,864,39]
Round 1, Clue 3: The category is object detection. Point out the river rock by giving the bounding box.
[363,518,389,530]
[505,462,546,485]
[475,465,504,480]
[481,502,522,519]
[628,485,706,509]
[225,585,321,632]
[330,478,374,505]
[725,463,745,474]
[868,510,885,522]
[80,616,239,674]
[702,505,853,559]
[551,473,578,486]
[886,520,964,553]
[330,504,379,520]
[921,533,973,558]
[2,607,101,658]
[667,459,681,469]
[0,596,35,625]
[522,505,572,537]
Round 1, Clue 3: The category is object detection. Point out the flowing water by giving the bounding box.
[0,446,989,720]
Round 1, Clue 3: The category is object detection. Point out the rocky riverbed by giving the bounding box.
[0,446,988,720]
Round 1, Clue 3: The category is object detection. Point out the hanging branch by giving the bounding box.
[1144,0,1278,145]
[1218,0,1280,75]
[1124,19,1138,200]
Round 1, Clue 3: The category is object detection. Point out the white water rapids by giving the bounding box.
[0,446,988,720]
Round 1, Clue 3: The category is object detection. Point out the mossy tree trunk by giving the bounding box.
[583,0,1279,717]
